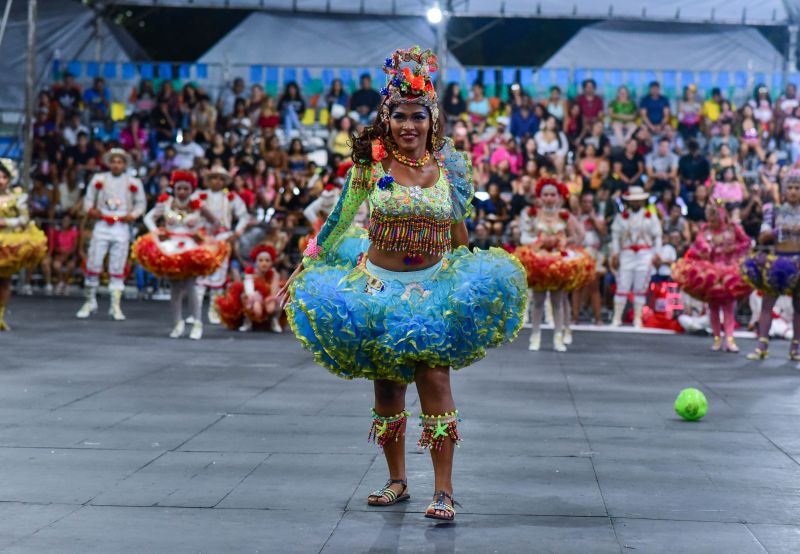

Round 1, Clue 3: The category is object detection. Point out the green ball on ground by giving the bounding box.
[674,388,708,421]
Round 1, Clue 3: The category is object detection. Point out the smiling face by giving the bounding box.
[389,104,431,153]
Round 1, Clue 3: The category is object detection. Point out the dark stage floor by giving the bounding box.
[1,296,800,553]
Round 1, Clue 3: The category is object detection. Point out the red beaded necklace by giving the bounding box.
[391,147,431,168]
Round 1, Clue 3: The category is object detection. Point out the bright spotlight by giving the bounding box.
[426,5,443,24]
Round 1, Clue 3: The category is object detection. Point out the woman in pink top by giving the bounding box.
[49,214,79,295]
[119,116,148,162]
[710,166,747,222]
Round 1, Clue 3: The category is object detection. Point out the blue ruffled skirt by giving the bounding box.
[287,245,528,383]
[740,251,800,296]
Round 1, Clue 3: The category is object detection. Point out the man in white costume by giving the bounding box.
[194,167,250,324]
[610,185,662,328]
[76,148,145,320]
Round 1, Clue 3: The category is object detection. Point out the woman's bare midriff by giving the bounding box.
[367,245,443,272]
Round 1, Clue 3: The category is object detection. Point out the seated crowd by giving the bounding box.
[21,70,800,325]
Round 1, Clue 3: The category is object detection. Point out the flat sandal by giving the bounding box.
[367,479,410,506]
[425,490,461,522]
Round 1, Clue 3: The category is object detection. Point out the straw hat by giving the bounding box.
[205,166,232,184]
[102,147,131,167]
[622,186,649,202]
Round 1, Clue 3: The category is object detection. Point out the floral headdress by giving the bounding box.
[378,46,441,145]
[534,177,570,202]
[170,170,198,190]
[249,244,277,263]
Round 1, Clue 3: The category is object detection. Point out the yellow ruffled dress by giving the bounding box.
[0,187,48,278]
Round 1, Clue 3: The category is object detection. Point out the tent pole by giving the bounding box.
[788,24,798,73]
[0,0,13,53]
[22,0,36,188]
[434,12,448,100]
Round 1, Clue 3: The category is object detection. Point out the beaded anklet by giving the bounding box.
[368,409,411,447]
[418,410,462,450]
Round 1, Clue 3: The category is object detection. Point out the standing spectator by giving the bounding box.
[609,86,637,146]
[616,138,645,190]
[639,81,671,137]
[217,77,246,121]
[277,81,306,137]
[173,129,205,170]
[443,83,467,120]
[645,137,679,196]
[83,77,111,123]
[349,73,381,125]
[191,94,217,143]
[52,72,83,119]
[467,83,490,125]
[575,79,604,127]
[677,84,702,140]
[48,213,79,295]
[119,115,148,163]
[678,139,711,200]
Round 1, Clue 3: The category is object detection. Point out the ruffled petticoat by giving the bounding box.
[132,232,230,280]
[514,245,595,292]
[673,257,751,304]
[0,224,47,278]
[740,250,800,296]
[287,246,527,384]
[216,279,276,330]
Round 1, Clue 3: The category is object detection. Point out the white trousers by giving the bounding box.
[85,221,131,291]
[616,249,653,297]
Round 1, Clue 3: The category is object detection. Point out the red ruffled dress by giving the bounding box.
[673,221,752,304]
[216,269,279,330]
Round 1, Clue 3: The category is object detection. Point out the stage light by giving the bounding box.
[426,4,443,24]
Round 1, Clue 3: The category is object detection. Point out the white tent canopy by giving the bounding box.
[543,21,786,72]
[0,0,145,110]
[198,12,461,68]
[110,0,797,26]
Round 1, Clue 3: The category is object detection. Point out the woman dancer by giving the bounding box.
[515,177,590,352]
[217,245,282,332]
[134,170,229,339]
[0,163,47,329]
[280,47,526,522]
[673,201,751,352]
[742,169,800,360]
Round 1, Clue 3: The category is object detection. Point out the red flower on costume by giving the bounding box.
[645,211,652,218]
[244,266,255,275]
[371,139,387,162]
[402,67,413,80]
[228,192,235,201]
[622,211,630,219]
[157,193,169,203]
[559,210,570,221]
[199,192,208,201]
[94,182,103,190]
[177,241,185,248]
[527,206,537,217]
[129,184,138,193]
[190,199,202,210]
[410,75,425,91]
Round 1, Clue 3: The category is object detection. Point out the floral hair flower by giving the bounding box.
[157,193,169,203]
[303,236,322,259]
[380,87,390,96]
[371,139,387,162]
[384,57,393,68]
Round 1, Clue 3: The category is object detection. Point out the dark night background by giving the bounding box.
[108,6,791,65]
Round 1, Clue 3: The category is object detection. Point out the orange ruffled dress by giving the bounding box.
[216,272,277,329]
[133,195,230,280]
[514,207,594,292]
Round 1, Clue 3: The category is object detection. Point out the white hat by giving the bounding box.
[205,166,232,183]
[622,186,649,202]
[102,147,131,167]
[496,116,510,127]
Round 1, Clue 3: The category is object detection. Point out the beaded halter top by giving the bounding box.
[367,160,452,256]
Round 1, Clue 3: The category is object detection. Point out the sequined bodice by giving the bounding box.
[163,199,204,233]
[0,191,19,219]
[775,204,800,243]
[369,164,451,220]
